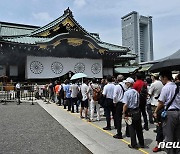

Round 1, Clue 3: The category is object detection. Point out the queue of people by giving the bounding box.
[37,71,179,153]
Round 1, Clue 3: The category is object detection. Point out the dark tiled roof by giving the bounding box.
[0,8,132,54]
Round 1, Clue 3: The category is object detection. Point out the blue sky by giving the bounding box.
[0,0,180,60]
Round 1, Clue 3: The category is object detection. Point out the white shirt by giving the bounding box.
[81,83,89,101]
[113,82,125,103]
[159,82,180,110]
[123,88,139,109]
[149,80,163,106]
[70,84,79,98]
[102,83,115,99]
[16,83,20,89]
[147,85,151,105]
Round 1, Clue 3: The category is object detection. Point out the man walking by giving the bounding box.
[16,81,21,105]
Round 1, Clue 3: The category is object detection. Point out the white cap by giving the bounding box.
[123,77,134,83]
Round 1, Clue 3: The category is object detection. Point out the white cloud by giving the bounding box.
[32,12,53,23]
[73,0,86,8]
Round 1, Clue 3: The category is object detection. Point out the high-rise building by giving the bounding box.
[121,11,154,63]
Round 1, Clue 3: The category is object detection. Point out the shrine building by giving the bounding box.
[0,8,136,81]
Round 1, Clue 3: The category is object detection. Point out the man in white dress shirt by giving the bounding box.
[102,75,115,130]
[113,75,126,139]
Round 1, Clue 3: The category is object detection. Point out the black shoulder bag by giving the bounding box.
[119,83,125,94]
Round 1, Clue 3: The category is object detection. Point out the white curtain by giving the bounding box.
[26,56,102,79]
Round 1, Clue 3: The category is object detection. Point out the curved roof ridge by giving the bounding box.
[37,32,69,43]
[29,10,70,36]
[67,15,103,43]
[99,41,128,49]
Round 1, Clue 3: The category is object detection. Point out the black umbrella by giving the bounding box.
[149,58,180,72]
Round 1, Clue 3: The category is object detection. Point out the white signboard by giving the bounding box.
[26,56,102,79]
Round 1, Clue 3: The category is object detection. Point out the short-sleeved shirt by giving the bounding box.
[81,83,89,101]
[158,82,180,110]
[133,79,146,93]
[113,82,125,103]
[55,85,60,94]
[102,83,115,99]
[70,84,79,98]
[63,84,71,98]
[149,80,163,97]
[123,88,139,109]
[16,83,20,89]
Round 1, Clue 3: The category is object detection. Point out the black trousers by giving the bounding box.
[156,123,163,142]
[65,98,71,111]
[128,109,144,147]
[115,102,124,136]
[139,101,148,128]
[16,90,21,103]
[146,104,154,123]
[104,98,115,128]
[57,95,62,105]
[71,97,79,113]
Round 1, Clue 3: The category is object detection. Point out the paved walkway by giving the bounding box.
[37,100,166,154]
[0,99,166,154]
[0,101,91,154]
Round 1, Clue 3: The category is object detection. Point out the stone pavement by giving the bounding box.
[37,100,166,154]
[0,99,166,154]
[0,101,91,154]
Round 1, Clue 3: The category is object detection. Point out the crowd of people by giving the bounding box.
[36,71,180,153]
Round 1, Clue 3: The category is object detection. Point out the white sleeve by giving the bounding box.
[149,84,155,95]
[102,85,107,96]
[113,86,119,103]
[158,87,167,104]
[122,92,128,105]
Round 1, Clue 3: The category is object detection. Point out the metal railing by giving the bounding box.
[0,84,59,105]
[0,85,36,105]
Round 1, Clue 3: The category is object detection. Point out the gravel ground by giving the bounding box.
[0,102,92,154]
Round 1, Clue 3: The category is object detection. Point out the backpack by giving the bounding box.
[77,90,83,100]
[92,86,102,101]
[139,83,148,99]
[59,85,64,98]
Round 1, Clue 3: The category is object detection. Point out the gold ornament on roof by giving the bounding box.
[39,44,47,49]
[67,38,83,47]
[62,17,75,27]
[99,49,105,54]
[88,43,95,50]
[39,31,51,37]
[52,40,61,47]
[53,25,60,32]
